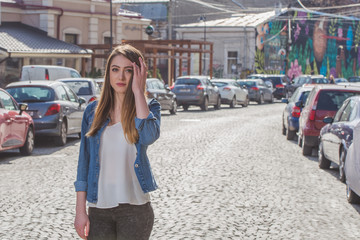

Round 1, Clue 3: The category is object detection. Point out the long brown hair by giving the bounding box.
[86,44,145,144]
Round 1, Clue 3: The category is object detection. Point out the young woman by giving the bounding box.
[74,44,161,240]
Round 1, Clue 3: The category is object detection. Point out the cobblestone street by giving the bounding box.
[1,102,360,239]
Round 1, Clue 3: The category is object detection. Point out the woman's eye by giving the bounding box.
[111,68,118,72]
[125,69,133,73]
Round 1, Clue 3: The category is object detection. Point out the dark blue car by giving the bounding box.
[282,85,314,140]
[318,95,360,183]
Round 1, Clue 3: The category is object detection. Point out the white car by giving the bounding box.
[56,78,101,104]
[211,79,248,107]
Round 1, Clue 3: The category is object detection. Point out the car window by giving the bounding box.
[63,85,78,103]
[312,78,328,84]
[55,85,69,101]
[300,91,311,104]
[175,78,200,85]
[6,86,54,103]
[212,82,227,87]
[147,81,154,90]
[156,80,165,90]
[349,102,359,121]
[348,77,360,83]
[317,90,359,111]
[305,88,316,106]
[0,91,16,110]
[289,88,301,102]
[239,81,255,87]
[63,81,93,96]
[70,70,81,78]
[339,100,355,122]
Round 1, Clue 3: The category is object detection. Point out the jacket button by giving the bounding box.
[135,164,139,168]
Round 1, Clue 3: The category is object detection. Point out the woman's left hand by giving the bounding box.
[132,57,148,94]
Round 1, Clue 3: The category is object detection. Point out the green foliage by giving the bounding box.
[270,21,283,35]
[329,18,338,36]
[148,68,162,80]
[313,61,319,75]
[264,70,281,74]
[355,23,360,44]
[255,49,265,74]
[86,68,102,78]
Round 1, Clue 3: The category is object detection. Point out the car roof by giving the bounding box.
[312,84,360,91]
[176,75,210,79]
[6,80,63,88]
[211,79,236,82]
[57,78,94,82]
[238,79,262,82]
[248,74,285,77]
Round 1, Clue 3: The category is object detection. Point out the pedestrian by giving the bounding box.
[74,44,161,240]
[329,74,335,84]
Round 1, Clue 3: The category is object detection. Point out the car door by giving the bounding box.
[233,82,245,102]
[154,79,170,109]
[206,79,217,104]
[63,85,85,134]
[0,90,25,149]
[322,100,349,162]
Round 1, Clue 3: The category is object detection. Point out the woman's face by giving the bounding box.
[109,54,133,94]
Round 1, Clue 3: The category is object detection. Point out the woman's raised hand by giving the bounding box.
[132,57,148,94]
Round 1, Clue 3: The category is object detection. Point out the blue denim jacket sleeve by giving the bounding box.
[74,103,93,192]
[135,98,161,146]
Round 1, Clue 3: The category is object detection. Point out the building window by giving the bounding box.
[104,36,112,45]
[227,51,238,75]
[65,34,78,44]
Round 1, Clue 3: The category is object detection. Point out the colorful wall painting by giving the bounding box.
[255,10,360,79]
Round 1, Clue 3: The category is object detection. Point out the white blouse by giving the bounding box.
[88,122,150,209]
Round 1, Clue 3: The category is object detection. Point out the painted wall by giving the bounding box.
[255,10,360,79]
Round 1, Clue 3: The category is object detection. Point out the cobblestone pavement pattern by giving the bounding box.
[1,102,360,239]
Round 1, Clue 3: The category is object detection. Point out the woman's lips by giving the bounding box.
[116,83,126,87]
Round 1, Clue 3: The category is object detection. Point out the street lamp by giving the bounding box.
[199,15,206,74]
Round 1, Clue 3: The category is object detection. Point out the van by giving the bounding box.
[20,65,81,81]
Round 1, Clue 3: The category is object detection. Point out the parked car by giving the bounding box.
[297,84,360,156]
[285,75,328,98]
[318,96,360,182]
[20,65,81,81]
[57,78,101,104]
[344,122,360,204]
[281,85,314,140]
[237,79,273,104]
[211,79,249,108]
[171,76,221,111]
[0,88,34,155]
[335,78,348,84]
[248,74,288,99]
[146,78,177,114]
[348,76,360,83]
[6,81,86,146]
[94,78,104,90]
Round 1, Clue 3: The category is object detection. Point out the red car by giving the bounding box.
[0,88,34,155]
[297,84,360,156]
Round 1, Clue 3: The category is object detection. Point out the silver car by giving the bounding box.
[211,79,248,107]
[57,78,101,104]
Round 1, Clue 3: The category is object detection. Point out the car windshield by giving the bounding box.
[7,86,55,103]
[239,81,255,87]
[211,82,228,87]
[63,81,93,95]
[263,77,283,86]
[175,78,200,85]
[317,90,360,111]
[311,78,328,84]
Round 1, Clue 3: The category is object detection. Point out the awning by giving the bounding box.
[0,22,92,59]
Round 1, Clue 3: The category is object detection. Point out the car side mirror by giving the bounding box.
[19,103,28,115]
[281,98,289,104]
[78,97,86,105]
[323,116,334,124]
[295,101,303,108]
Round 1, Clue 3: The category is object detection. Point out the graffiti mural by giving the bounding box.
[255,10,360,79]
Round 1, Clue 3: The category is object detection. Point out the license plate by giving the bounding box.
[179,89,190,92]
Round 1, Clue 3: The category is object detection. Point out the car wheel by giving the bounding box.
[170,100,177,115]
[282,122,286,136]
[242,96,249,107]
[200,97,209,111]
[19,126,34,156]
[214,97,221,110]
[318,141,331,169]
[339,148,346,183]
[347,184,360,204]
[229,96,236,108]
[286,129,296,140]
[301,136,312,156]
[258,94,264,104]
[183,104,189,111]
[55,121,67,146]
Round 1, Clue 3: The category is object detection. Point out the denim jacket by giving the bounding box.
[74,99,161,203]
